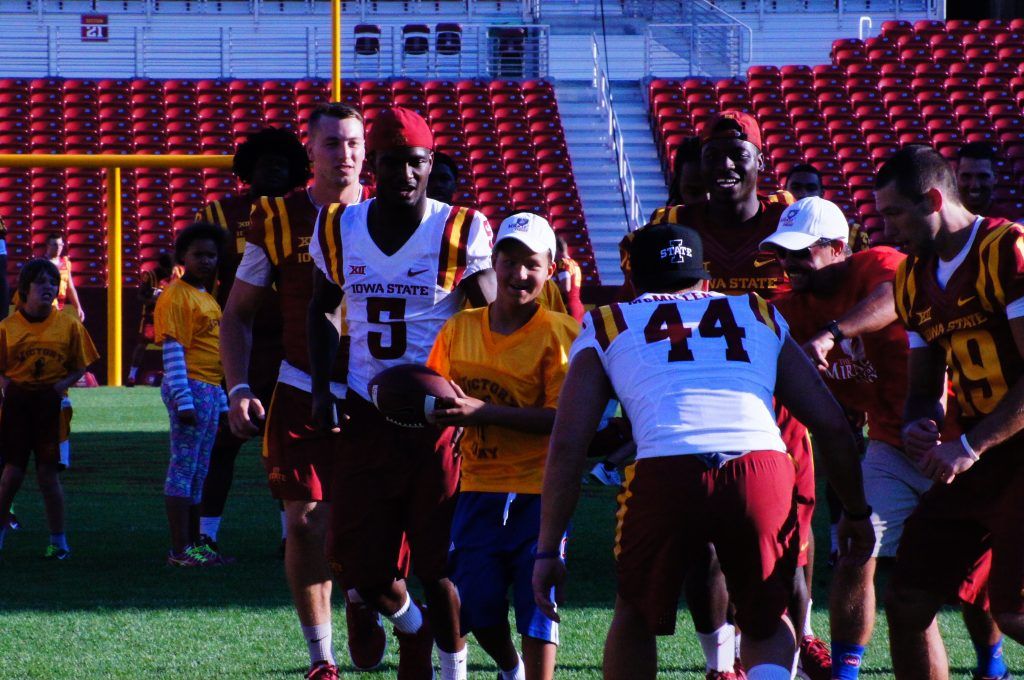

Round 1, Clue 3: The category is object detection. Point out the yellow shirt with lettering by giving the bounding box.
[427,305,578,494]
[0,308,98,387]
[154,279,223,386]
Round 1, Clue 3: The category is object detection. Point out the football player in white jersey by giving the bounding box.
[532,223,874,680]
[308,107,495,680]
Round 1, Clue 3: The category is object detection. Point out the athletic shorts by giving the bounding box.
[615,451,798,638]
[892,439,1024,616]
[862,439,933,558]
[329,393,459,591]
[0,383,62,469]
[777,405,814,568]
[262,382,342,502]
[449,492,565,643]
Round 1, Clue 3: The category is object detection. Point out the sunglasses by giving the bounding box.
[766,238,835,261]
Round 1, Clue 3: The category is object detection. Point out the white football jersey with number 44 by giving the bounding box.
[310,198,493,402]
[571,291,788,459]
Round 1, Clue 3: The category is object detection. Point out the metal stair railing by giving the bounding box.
[593,33,645,233]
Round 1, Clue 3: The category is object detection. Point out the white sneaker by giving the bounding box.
[589,463,622,487]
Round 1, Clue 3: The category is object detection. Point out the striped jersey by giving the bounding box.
[310,198,493,402]
[571,291,788,458]
[245,189,348,381]
[621,191,795,299]
[197,195,256,308]
[895,217,1024,424]
[200,194,285,356]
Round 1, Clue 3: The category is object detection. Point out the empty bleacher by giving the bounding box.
[0,77,598,287]
[648,17,1024,245]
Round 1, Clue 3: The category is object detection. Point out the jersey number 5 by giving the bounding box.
[643,299,751,362]
[367,297,407,360]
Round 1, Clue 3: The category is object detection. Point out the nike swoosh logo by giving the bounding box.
[753,258,774,268]
[958,295,976,306]
[407,268,429,277]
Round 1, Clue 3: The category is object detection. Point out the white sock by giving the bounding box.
[280,509,288,539]
[199,516,221,541]
[734,630,742,660]
[438,646,467,680]
[803,598,814,637]
[830,523,839,553]
[387,593,423,634]
[747,663,793,680]
[128,366,138,381]
[499,655,526,680]
[301,622,334,666]
[697,624,735,672]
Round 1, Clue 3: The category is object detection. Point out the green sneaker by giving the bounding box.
[187,543,232,566]
[43,544,70,560]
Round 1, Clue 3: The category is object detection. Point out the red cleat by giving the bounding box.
[797,635,832,680]
[345,592,387,670]
[395,602,435,680]
[304,661,339,680]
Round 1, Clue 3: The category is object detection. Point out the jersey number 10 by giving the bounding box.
[643,299,751,363]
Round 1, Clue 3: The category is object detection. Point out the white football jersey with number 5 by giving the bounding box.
[570,291,788,459]
[310,198,493,402]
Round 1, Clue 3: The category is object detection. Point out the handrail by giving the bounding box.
[690,0,752,65]
[0,153,234,386]
[592,34,645,233]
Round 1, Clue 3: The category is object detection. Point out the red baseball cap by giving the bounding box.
[366,107,434,153]
[700,111,762,150]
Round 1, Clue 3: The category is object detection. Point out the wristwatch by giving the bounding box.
[826,320,845,342]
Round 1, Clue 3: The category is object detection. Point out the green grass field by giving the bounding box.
[0,387,1017,678]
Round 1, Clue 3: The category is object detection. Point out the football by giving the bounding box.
[368,364,458,428]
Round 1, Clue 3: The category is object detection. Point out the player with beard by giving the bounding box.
[220,104,382,680]
[621,112,827,680]
[194,127,309,556]
[883,145,1024,680]
[766,196,1006,680]
[309,107,495,680]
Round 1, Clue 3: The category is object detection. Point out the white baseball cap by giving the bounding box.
[760,196,849,251]
[495,212,557,261]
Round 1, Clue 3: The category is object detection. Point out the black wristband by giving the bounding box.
[843,505,873,521]
[826,320,845,342]
[534,550,562,560]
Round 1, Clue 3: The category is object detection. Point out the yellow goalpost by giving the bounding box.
[0,0,344,386]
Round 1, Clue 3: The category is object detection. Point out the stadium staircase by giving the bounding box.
[555,80,627,284]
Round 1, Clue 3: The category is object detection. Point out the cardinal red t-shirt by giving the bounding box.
[775,247,909,447]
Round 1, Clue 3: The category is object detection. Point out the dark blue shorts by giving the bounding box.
[449,491,565,642]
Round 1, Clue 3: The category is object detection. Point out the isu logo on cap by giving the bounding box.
[660,239,694,264]
[509,217,530,232]
[781,208,801,226]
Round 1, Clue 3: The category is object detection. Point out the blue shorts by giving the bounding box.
[449,491,565,643]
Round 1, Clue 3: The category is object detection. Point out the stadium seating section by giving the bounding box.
[649,17,1024,245]
[0,77,597,287]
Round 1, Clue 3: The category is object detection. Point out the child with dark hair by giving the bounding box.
[154,223,229,567]
[427,214,578,680]
[0,258,98,560]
